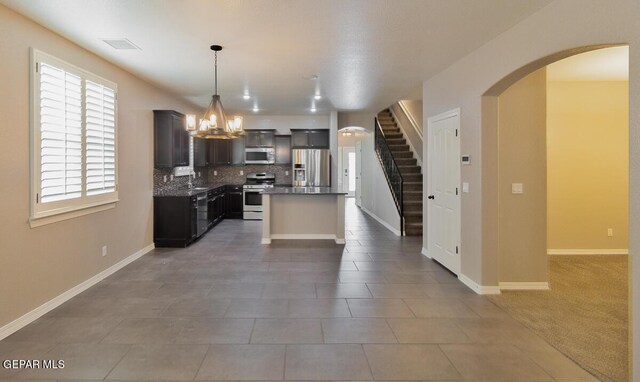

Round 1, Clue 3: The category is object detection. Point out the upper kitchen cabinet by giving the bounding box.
[245,130,275,147]
[154,110,189,168]
[231,137,245,165]
[214,140,231,165]
[291,129,330,149]
[193,138,212,167]
[275,135,292,164]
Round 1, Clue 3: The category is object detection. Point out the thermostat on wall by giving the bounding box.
[461,155,471,165]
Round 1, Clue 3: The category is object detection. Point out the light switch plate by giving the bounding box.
[512,183,524,194]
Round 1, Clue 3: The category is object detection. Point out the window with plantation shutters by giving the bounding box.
[30,49,118,226]
[85,81,116,195]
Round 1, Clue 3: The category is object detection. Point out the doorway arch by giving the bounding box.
[480,43,628,287]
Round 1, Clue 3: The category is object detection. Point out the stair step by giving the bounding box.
[404,209,423,217]
[382,129,400,135]
[386,138,406,145]
[395,158,417,166]
[384,132,403,139]
[403,174,423,182]
[403,191,423,200]
[405,223,423,236]
[389,144,410,152]
[404,182,423,191]
[398,166,421,174]
[404,201,423,210]
[392,151,413,159]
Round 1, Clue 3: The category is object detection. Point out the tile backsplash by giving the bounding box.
[154,164,292,192]
[208,164,292,185]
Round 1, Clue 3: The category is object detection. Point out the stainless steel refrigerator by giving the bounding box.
[292,149,331,187]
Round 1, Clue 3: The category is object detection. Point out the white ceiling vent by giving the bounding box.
[101,39,141,50]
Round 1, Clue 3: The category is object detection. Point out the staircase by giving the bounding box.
[376,109,423,236]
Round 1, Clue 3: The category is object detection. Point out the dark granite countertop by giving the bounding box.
[154,183,243,197]
[261,187,347,195]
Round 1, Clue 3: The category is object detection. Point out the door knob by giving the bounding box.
[427,195,435,200]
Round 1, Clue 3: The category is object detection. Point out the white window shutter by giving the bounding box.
[39,62,83,203]
[85,80,116,195]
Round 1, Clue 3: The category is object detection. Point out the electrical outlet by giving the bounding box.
[240,170,244,175]
[101,246,107,257]
[170,174,174,181]
[213,170,218,176]
[285,170,289,176]
[608,228,613,237]
[198,171,201,178]
[163,175,168,182]
[462,182,469,193]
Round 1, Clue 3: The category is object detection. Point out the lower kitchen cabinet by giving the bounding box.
[153,195,198,248]
[154,185,240,247]
[226,185,243,219]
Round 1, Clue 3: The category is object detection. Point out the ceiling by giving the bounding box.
[547,46,629,82]
[2,0,552,115]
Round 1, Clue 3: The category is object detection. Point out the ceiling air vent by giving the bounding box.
[101,39,141,50]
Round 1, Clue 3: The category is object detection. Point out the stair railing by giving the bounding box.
[374,117,404,235]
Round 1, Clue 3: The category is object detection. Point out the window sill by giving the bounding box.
[29,200,118,228]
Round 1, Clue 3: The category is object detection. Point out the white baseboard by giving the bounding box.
[499,282,549,291]
[458,273,501,295]
[421,247,431,259]
[360,206,401,236]
[548,249,628,255]
[267,234,345,244]
[0,243,154,341]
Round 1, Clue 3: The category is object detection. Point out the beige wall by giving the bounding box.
[498,68,548,282]
[421,0,639,378]
[547,81,629,251]
[0,5,199,329]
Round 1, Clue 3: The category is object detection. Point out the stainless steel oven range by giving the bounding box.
[243,172,275,220]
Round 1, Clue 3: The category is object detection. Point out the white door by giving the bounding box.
[427,109,461,274]
[341,147,356,197]
[355,141,362,206]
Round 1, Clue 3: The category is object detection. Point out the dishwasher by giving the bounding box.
[196,193,208,237]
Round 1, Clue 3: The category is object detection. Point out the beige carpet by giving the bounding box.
[489,255,629,382]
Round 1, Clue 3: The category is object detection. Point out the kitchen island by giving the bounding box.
[261,187,347,244]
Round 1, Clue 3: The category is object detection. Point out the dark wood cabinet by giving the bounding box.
[207,187,226,227]
[231,137,245,165]
[291,129,330,149]
[194,138,212,167]
[275,135,292,164]
[153,195,197,247]
[246,130,276,147]
[154,110,189,168]
[214,140,231,165]
[225,185,244,219]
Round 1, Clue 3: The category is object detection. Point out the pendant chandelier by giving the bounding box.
[188,45,243,139]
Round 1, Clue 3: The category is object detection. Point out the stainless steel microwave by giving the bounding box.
[245,147,275,164]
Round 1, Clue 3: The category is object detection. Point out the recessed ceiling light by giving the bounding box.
[243,94,251,100]
[310,107,317,113]
[101,38,140,50]
[252,107,259,112]
[314,94,322,100]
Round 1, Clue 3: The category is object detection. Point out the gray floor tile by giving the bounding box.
[0,341,56,379]
[290,271,340,283]
[315,283,372,298]
[225,298,289,318]
[7,317,122,344]
[19,343,129,380]
[208,282,265,298]
[366,283,427,298]
[322,318,397,343]
[287,298,351,318]
[196,344,285,380]
[386,318,472,343]
[251,319,323,344]
[363,344,462,380]
[176,318,254,344]
[262,283,316,298]
[404,298,480,318]
[440,344,553,381]
[338,271,387,283]
[521,346,600,381]
[285,344,373,380]
[161,297,231,317]
[347,299,414,318]
[106,343,208,380]
[101,317,186,344]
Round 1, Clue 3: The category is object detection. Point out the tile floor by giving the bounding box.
[0,199,598,381]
